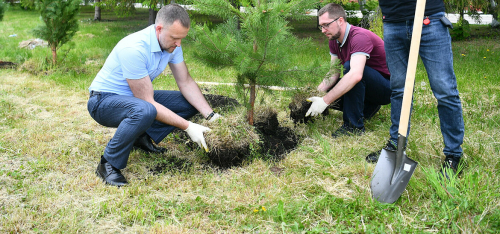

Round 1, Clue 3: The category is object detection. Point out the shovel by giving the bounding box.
[370,0,426,204]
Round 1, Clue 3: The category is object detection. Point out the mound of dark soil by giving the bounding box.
[190,94,240,123]
[0,61,17,69]
[206,147,250,169]
[254,111,299,161]
[204,94,239,110]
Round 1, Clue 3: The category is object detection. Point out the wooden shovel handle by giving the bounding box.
[398,0,427,137]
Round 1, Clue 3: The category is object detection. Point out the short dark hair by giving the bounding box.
[317,3,346,20]
[155,4,190,28]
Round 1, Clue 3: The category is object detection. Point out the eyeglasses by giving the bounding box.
[318,17,340,30]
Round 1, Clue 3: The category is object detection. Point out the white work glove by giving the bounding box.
[184,121,211,152]
[208,113,221,123]
[305,97,329,117]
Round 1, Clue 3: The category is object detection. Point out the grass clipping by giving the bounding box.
[202,107,261,167]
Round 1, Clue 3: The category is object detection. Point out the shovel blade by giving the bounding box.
[370,149,418,203]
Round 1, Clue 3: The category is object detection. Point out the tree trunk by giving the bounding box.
[247,39,259,125]
[149,7,158,25]
[359,0,370,28]
[459,10,465,25]
[247,83,256,125]
[491,0,499,27]
[51,46,57,65]
[94,0,101,21]
[316,5,320,29]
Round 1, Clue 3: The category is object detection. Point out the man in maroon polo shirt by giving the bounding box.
[306,3,391,137]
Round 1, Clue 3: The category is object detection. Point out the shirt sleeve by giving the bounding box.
[349,32,374,59]
[169,46,184,64]
[118,46,150,80]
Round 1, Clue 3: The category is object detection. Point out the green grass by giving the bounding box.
[1,6,500,233]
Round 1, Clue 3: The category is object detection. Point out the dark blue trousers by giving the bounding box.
[87,90,198,169]
[331,61,391,129]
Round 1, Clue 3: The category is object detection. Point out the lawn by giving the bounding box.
[0,5,499,233]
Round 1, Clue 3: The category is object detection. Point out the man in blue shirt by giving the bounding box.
[88,4,220,186]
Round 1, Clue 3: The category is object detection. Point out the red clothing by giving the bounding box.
[329,24,390,79]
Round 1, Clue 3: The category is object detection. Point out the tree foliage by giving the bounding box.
[21,0,36,10]
[33,0,80,65]
[444,0,490,39]
[189,0,327,124]
[0,0,5,21]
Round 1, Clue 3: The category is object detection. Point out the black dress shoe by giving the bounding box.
[365,140,397,163]
[96,157,128,187]
[133,133,167,154]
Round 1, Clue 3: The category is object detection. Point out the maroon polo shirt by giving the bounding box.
[329,24,390,79]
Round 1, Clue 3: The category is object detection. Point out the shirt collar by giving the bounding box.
[150,24,162,53]
[338,23,351,48]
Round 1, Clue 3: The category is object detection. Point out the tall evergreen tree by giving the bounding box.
[33,0,80,65]
[189,0,326,125]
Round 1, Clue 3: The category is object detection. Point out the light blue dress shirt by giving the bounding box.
[89,24,184,96]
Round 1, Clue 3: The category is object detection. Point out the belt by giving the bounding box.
[89,90,102,97]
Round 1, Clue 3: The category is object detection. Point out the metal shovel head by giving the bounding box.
[370,148,418,203]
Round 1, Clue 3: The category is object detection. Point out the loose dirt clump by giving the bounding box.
[288,89,339,124]
[289,98,315,124]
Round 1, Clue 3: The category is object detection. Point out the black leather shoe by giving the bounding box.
[439,155,462,180]
[133,133,167,154]
[365,140,397,163]
[96,157,128,187]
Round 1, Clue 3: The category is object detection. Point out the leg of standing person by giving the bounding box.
[383,21,413,147]
[365,16,464,175]
[419,12,464,178]
[364,21,410,163]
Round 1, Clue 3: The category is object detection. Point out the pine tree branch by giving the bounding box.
[223,0,245,20]
[201,28,223,53]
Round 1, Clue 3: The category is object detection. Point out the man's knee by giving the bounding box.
[131,102,157,124]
